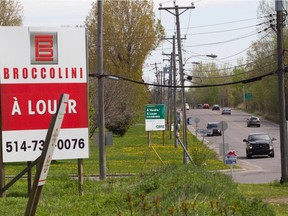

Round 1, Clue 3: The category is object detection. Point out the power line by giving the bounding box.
[184,31,258,47]
[186,22,269,36]
[181,16,272,29]
[89,69,277,89]
[195,62,277,79]
[184,52,276,73]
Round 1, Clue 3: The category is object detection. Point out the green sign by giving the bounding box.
[145,104,165,119]
[145,104,165,131]
[245,93,252,100]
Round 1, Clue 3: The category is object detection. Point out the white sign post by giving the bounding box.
[38,94,69,186]
[25,93,69,216]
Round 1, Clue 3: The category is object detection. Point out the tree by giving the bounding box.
[85,0,165,135]
[0,0,23,26]
[243,0,280,119]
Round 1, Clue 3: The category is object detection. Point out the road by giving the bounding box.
[186,108,281,184]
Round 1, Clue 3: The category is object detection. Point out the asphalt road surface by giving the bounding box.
[185,108,282,184]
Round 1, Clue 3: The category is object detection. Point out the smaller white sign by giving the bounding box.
[225,155,237,165]
[225,151,237,165]
[145,119,165,131]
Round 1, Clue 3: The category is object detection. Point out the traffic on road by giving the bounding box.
[186,108,281,184]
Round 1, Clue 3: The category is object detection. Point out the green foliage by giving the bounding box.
[0,166,275,215]
[239,182,288,216]
[86,0,165,134]
[106,112,133,136]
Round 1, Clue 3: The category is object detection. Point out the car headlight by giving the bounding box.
[249,145,253,149]
[269,145,273,150]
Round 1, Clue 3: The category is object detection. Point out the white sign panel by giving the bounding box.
[145,119,166,131]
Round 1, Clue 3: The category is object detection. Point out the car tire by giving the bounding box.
[246,152,252,159]
[269,151,275,158]
[258,125,260,127]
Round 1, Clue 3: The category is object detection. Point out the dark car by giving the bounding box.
[243,133,275,158]
[206,122,222,136]
[212,104,220,110]
[247,116,260,127]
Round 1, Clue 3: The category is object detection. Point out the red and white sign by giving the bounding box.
[225,151,237,165]
[0,27,89,162]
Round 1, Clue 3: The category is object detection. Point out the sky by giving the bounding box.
[20,0,275,82]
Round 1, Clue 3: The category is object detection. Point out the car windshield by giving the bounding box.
[249,134,270,141]
[207,123,218,129]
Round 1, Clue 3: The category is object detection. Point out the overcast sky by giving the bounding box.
[20,0,272,82]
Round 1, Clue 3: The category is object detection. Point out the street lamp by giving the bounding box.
[183,54,217,66]
[183,54,217,84]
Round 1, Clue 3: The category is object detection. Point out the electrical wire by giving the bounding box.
[215,33,270,61]
[183,53,276,74]
[181,16,272,29]
[185,7,192,36]
[186,24,261,36]
[164,16,272,34]
[179,20,273,36]
[196,63,277,79]
[89,69,277,89]
[185,31,258,47]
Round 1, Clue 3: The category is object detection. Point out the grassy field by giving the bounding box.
[0,121,288,215]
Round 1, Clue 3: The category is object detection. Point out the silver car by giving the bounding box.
[247,116,260,127]
[221,107,231,115]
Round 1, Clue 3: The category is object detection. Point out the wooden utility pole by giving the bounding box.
[172,35,178,148]
[151,62,161,103]
[162,52,173,139]
[159,4,195,164]
[276,0,288,183]
[168,55,173,140]
[97,0,106,180]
